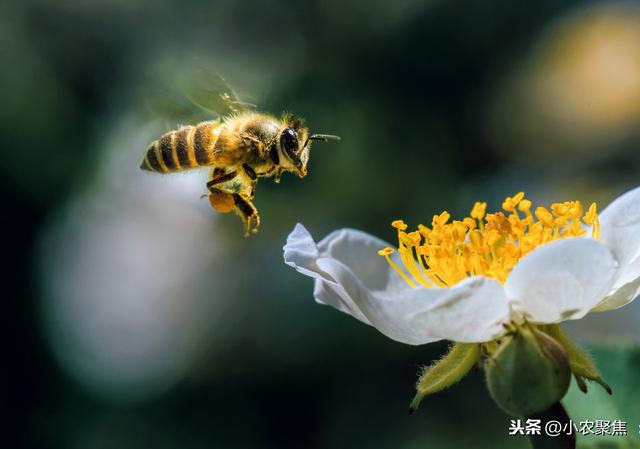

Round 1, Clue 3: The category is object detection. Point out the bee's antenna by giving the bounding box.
[304,134,341,148]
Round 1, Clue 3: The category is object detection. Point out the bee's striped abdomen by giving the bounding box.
[141,140,164,172]
[174,127,192,168]
[194,122,215,165]
[140,121,221,173]
[158,133,177,171]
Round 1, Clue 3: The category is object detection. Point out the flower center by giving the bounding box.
[378,192,600,288]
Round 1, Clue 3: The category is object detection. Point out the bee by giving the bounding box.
[140,78,339,236]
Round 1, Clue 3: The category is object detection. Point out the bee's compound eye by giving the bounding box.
[281,128,298,153]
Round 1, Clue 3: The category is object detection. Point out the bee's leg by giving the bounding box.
[232,193,260,236]
[205,170,239,213]
[242,163,257,181]
[206,170,237,190]
[245,181,257,200]
[241,164,258,199]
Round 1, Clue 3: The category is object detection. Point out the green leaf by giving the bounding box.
[410,343,480,413]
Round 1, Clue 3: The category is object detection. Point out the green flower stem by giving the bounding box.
[527,402,576,449]
[409,343,480,413]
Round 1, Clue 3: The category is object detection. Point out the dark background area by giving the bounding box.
[3,0,640,447]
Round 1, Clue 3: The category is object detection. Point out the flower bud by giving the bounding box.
[485,326,571,416]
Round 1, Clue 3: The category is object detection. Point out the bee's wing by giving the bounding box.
[144,89,211,131]
[184,68,256,116]
[143,64,256,131]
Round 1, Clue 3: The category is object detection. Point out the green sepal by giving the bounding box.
[574,374,588,394]
[409,342,481,414]
[543,324,612,395]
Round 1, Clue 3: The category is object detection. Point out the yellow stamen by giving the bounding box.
[518,199,532,214]
[502,192,525,212]
[397,232,435,288]
[380,250,417,288]
[471,202,487,220]
[379,193,600,288]
[391,220,408,231]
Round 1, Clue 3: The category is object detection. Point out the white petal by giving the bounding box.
[592,255,640,312]
[284,224,510,344]
[316,225,412,295]
[599,185,640,269]
[284,223,394,324]
[504,238,618,323]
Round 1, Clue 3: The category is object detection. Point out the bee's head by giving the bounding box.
[274,115,309,178]
[274,114,340,178]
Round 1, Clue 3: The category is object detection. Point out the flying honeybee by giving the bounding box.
[140,74,339,236]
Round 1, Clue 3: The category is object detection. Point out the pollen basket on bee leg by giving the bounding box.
[208,190,235,213]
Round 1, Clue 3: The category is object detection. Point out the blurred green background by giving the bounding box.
[4,0,640,447]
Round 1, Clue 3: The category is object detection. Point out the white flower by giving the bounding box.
[283,187,640,345]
